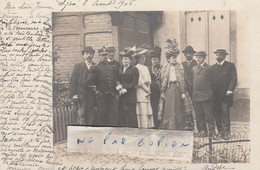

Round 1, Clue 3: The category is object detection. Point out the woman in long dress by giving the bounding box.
[134,47,154,128]
[118,48,139,127]
[158,39,193,130]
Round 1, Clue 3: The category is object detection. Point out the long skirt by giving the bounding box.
[118,99,138,128]
[160,82,186,130]
[136,102,154,128]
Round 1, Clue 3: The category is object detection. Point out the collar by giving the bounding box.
[123,65,130,69]
[218,60,225,65]
[200,62,205,67]
[152,64,161,69]
[85,61,92,66]
[107,58,114,62]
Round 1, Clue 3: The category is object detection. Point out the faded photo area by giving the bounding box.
[52,11,250,164]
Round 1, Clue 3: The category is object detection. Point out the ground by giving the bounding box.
[53,121,250,164]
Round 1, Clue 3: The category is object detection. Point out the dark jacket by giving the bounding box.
[118,66,139,103]
[182,59,198,97]
[86,60,120,95]
[69,62,95,100]
[192,63,214,102]
[209,61,237,106]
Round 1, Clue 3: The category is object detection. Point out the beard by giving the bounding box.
[216,57,223,62]
[186,56,193,61]
[85,58,92,63]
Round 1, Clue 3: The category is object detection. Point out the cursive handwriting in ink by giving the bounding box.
[56,0,76,11]
[202,164,235,170]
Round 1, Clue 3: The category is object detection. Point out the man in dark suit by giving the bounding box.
[69,46,96,125]
[86,46,121,127]
[192,51,215,136]
[182,46,197,98]
[209,49,237,139]
[182,46,198,130]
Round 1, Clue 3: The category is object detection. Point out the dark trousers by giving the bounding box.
[213,98,230,134]
[77,97,95,126]
[118,99,138,128]
[94,92,119,127]
[193,100,215,134]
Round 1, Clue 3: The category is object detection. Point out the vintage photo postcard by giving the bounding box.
[0,0,259,169]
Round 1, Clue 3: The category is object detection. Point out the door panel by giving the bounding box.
[208,11,230,65]
[186,12,207,52]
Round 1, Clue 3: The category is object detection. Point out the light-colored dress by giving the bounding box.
[135,63,154,128]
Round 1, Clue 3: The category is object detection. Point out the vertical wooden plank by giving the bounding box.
[54,108,58,144]
[56,107,60,143]
[65,106,69,140]
[62,106,66,141]
[58,107,62,143]
[68,105,72,125]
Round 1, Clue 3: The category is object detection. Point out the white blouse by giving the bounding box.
[135,64,151,102]
[169,65,177,82]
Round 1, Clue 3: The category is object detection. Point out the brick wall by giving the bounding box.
[53,13,114,82]
[53,35,81,83]
[85,33,113,63]
[84,14,112,32]
[53,15,80,32]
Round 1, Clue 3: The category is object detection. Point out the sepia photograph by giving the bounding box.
[52,11,250,164]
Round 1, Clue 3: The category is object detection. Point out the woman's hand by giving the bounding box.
[160,93,165,99]
[182,94,186,99]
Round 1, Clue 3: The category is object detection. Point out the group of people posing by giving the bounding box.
[69,39,237,140]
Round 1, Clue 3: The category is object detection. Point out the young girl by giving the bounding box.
[158,39,193,130]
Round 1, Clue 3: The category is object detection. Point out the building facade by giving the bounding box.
[52,11,249,121]
[153,11,250,122]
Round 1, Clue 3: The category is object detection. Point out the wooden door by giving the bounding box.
[208,11,230,65]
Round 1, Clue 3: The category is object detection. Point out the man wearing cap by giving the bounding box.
[98,46,108,62]
[86,46,121,127]
[192,51,215,137]
[148,46,162,129]
[182,46,197,98]
[69,46,96,125]
[209,49,237,139]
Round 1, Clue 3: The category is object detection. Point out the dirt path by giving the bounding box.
[53,121,249,164]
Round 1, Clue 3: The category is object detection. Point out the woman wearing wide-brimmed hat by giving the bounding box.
[148,46,163,129]
[117,48,139,128]
[134,45,154,128]
[158,39,193,130]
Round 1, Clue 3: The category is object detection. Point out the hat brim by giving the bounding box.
[82,50,95,54]
[214,51,228,55]
[182,50,196,53]
[195,55,206,57]
[99,52,109,55]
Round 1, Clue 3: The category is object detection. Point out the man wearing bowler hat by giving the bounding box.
[192,51,216,137]
[209,49,237,139]
[69,46,96,125]
[182,46,197,98]
[87,46,122,127]
[182,46,197,130]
